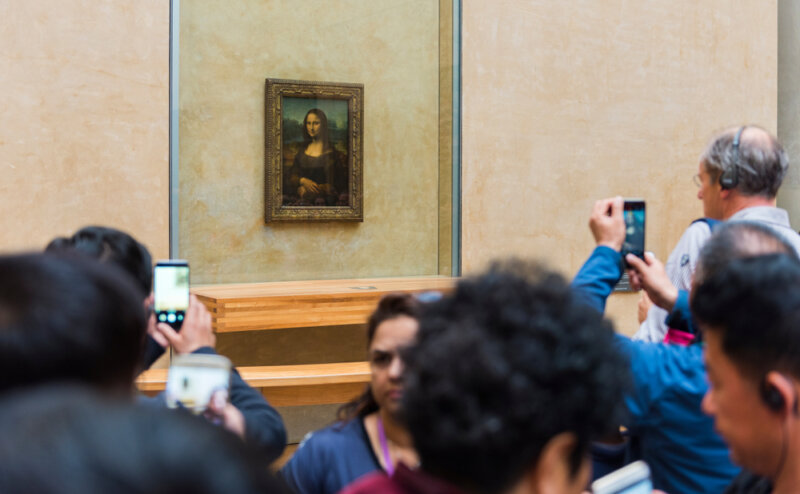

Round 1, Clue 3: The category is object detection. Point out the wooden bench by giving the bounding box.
[136,361,371,407]
[191,276,455,334]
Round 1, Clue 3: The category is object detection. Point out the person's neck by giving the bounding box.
[773,454,800,494]
[379,408,414,448]
[721,194,776,219]
[771,424,800,494]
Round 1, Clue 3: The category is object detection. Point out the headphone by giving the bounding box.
[719,126,746,189]
[760,374,799,414]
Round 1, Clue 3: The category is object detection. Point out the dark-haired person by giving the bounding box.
[283,108,348,206]
[343,261,629,494]
[46,226,163,368]
[0,385,286,494]
[692,254,800,494]
[636,126,800,342]
[572,197,800,493]
[281,294,420,494]
[45,226,287,462]
[0,253,146,395]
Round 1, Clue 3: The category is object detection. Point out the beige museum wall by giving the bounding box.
[0,1,169,258]
[461,1,777,333]
[778,0,800,229]
[179,0,441,284]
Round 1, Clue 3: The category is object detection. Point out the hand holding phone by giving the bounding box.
[154,260,189,330]
[166,353,232,414]
[589,197,626,251]
[154,295,215,354]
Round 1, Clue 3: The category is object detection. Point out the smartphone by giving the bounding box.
[622,199,646,264]
[153,260,190,330]
[591,460,652,494]
[165,353,232,414]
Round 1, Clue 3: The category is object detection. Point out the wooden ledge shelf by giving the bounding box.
[191,276,455,334]
[136,362,371,407]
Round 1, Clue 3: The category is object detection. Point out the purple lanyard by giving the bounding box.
[376,415,394,476]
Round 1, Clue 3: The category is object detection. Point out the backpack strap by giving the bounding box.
[690,217,722,232]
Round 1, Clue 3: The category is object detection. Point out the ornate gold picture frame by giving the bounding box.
[265,78,364,222]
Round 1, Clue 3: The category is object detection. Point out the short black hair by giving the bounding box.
[46,226,153,297]
[695,221,798,285]
[402,260,628,494]
[0,385,285,494]
[692,254,800,379]
[0,253,146,394]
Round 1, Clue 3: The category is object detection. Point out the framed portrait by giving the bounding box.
[265,78,364,222]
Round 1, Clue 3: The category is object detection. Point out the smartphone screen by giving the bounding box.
[166,354,232,414]
[592,460,652,494]
[622,200,646,262]
[154,260,189,329]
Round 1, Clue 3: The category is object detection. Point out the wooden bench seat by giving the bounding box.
[136,361,371,407]
[191,276,455,334]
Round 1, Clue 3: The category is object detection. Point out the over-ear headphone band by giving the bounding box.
[719,126,746,190]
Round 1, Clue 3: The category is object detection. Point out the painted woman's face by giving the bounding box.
[306,113,321,139]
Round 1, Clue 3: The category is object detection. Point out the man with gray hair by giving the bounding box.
[635,125,800,342]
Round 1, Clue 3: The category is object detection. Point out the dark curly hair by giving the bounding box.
[401,260,629,494]
[337,293,421,422]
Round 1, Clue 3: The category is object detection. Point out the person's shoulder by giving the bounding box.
[617,336,704,376]
[340,472,399,494]
[681,219,715,242]
[297,419,365,452]
[667,220,714,266]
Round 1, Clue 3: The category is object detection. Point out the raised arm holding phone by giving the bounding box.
[45,227,287,462]
[572,197,740,494]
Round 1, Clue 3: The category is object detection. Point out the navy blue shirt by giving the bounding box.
[573,246,740,494]
[281,418,382,494]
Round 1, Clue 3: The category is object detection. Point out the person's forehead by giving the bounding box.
[704,331,755,384]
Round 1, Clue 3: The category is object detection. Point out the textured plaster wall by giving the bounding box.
[461,1,777,332]
[778,0,800,229]
[0,1,169,258]
[179,0,441,283]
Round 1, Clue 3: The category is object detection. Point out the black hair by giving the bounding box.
[46,226,153,297]
[402,260,628,494]
[0,253,146,394]
[694,221,798,285]
[0,385,285,494]
[337,293,420,422]
[692,254,800,380]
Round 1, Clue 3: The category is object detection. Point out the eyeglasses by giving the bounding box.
[692,174,702,188]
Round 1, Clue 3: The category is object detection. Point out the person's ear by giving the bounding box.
[528,432,589,494]
[763,371,798,416]
[719,187,731,199]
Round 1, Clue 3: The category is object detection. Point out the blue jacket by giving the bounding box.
[573,246,739,494]
[139,346,287,463]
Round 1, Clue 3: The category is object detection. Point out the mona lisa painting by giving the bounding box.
[265,79,364,222]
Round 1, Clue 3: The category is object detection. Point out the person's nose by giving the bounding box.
[697,188,703,200]
[388,355,404,381]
